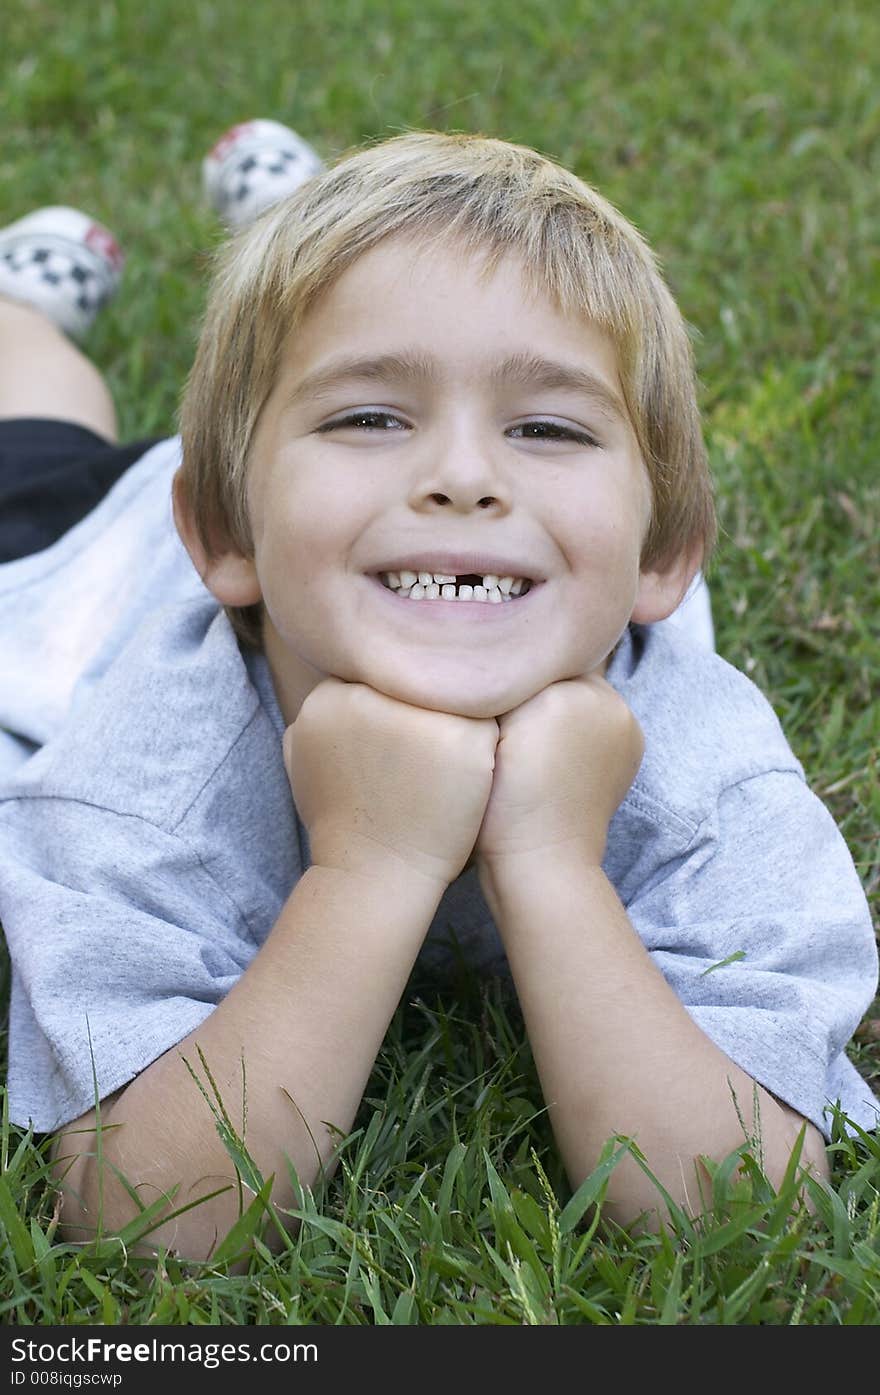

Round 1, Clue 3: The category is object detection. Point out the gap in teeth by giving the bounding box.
[380,570,531,601]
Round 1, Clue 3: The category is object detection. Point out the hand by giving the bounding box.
[284,678,499,890]
[474,674,644,878]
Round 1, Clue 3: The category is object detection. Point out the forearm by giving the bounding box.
[481,853,829,1228]
[56,864,443,1259]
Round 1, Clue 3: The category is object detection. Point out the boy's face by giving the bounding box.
[215,237,683,723]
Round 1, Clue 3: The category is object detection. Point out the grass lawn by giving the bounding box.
[1,0,878,1325]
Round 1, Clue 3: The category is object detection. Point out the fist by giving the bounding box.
[283,678,499,890]
[475,675,644,870]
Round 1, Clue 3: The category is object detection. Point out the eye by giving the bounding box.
[316,409,409,433]
[508,419,601,448]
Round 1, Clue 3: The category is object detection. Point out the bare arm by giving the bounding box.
[480,851,829,1229]
[474,675,829,1230]
[55,862,444,1259]
[55,678,499,1261]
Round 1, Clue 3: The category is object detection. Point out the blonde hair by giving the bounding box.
[178,130,715,649]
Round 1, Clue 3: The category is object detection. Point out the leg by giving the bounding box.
[0,130,323,563]
[0,296,118,441]
[0,206,133,561]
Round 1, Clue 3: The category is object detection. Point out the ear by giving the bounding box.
[631,544,703,625]
[172,469,263,607]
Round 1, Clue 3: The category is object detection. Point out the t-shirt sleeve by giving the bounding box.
[0,797,259,1133]
[625,770,880,1139]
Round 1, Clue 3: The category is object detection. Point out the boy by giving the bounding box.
[0,125,876,1263]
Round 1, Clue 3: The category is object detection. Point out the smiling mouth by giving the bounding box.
[378,570,533,603]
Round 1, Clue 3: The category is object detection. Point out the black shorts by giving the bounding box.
[0,418,162,564]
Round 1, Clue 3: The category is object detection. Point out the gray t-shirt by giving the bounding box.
[0,440,877,1138]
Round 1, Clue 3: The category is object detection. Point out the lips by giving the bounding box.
[369,552,544,583]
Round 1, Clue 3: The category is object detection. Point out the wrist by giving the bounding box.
[478,841,606,905]
[307,816,467,892]
[304,855,449,907]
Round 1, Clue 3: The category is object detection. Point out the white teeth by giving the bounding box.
[378,568,535,602]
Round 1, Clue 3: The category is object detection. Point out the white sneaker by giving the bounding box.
[0,206,124,340]
[202,119,324,230]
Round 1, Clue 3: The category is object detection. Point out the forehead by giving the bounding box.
[277,235,628,410]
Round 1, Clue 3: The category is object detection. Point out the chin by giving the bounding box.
[415,693,510,720]
[371,672,539,720]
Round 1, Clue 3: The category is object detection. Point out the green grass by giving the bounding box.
[2,0,878,1325]
[3,980,880,1325]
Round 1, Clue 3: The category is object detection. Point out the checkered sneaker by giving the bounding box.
[0,207,124,340]
[202,119,324,230]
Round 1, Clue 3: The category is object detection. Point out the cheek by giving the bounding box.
[250,478,327,577]
[563,498,645,577]
[253,453,369,560]
[258,532,327,614]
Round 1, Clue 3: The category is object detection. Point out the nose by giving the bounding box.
[408,425,512,514]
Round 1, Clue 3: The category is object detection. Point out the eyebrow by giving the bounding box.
[285,349,628,422]
[285,353,435,408]
[490,351,627,422]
